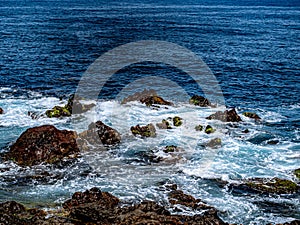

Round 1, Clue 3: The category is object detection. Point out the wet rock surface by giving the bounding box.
[7,125,79,166]
[189,95,211,107]
[242,112,261,120]
[0,107,4,114]
[140,95,173,107]
[206,108,242,122]
[131,123,156,137]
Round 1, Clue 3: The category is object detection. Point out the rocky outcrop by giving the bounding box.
[8,125,79,166]
[189,95,211,107]
[242,112,261,120]
[205,138,222,148]
[229,178,299,195]
[79,121,121,146]
[140,95,173,107]
[121,89,158,104]
[45,94,95,118]
[156,117,182,129]
[206,108,242,122]
[205,125,215,134]
[131,123,156,137]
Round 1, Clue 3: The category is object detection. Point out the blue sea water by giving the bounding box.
[0,0,299,224]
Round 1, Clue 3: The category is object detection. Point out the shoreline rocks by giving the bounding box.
[242,112,261,120]
[7,125,79,166]
[206,108,242,122]
[131,123,156,137]
[189,95,211,107]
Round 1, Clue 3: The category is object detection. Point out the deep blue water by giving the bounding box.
[0,0,299,224]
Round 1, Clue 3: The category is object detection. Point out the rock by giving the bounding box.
[121,89,158,104]
[173,116,182,127]
[0,201,47,225]
[205,125,215,134]
[281,220,300,225]
[131,123,156,137]
[205,138,222,148]
[140,96,173,107]
[45,94,95,118]
[8,125,79,166]
[156,119,172,129]
[230,178,299,195]
[163,145,179,153]
[294,168,300,179]
[0,107,4,114]
[242,129,250,133]
[206,108,242,122]
[46,106,71,118]
[168,188,213,210]
[85,121,121,145]
[243,112,261,120]
[195,125,203,131]
[189,95,211,107]
[27,111,43,120]
[63,187,119,223]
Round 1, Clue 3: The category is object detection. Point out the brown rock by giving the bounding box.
[140,96,173,107]
[189,95,211,107]
[0,107,4,114]
[8,125,79,166]
[131,123,156,137]
[206,108,242,122]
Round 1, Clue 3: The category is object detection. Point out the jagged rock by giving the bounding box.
[121,89,158,104]
[230,178,299,195]
[163,145,180,153]
[45,94,95,118]
[243,112,261,120]
[205,138,222,148]
[205,125,215,134]
[0,107,4,114]
[173,116,182,127]
[206,108,242,122]
[195,125,204,131]
[156,119,172,129]
[8,125,79,166]
[131,123,156,137]
[140,95,173,107]
[63,187,119,223]
[294,168,300,179]
[27,111,43,120]
[0,201,46,225]
[189,95,211,107]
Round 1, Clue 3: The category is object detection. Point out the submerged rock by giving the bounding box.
[195,124,204,131]
[230,178,299,195]
[205,125,215,134]
[206,108,242,122]
[205,138,222,148]
[8,125,79,166]
[131,123,156,137]
[156,119,172,129]
[189,95,211,107]
[242,112,261,120]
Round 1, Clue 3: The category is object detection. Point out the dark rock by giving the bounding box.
[267,139,279,145]
[131,123,156,137]
[205,125,215,134]
[46,105,71,118]
[243,112,261,120]
[27,111,43,120]
[0,201,46,225]
[230,178,299,195]
[205,138,222,148]
[0,107,4,114]
[86,121,121,145]
[206,108,242,122]
[195,124,203,131]
[156,119,172,129]
[140,95,173,107]
[8,125,79,166]
[63,187,119,223]
[189,95,211,107]
[281,220,300,225]
[242,129,250,133]
[294,168,300,179]
[121,89,158,104]
[173,116,182,127]
[163,145,179,153]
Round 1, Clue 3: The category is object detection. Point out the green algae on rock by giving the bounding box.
[173,116,183,127]
[294,168,300,179]
[189,95,211,107]
[206,108,242,122]
[205,125,215,134]
[242,112,261,120]
[131,123,156,137]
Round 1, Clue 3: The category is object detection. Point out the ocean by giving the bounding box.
[0,0,299,224]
